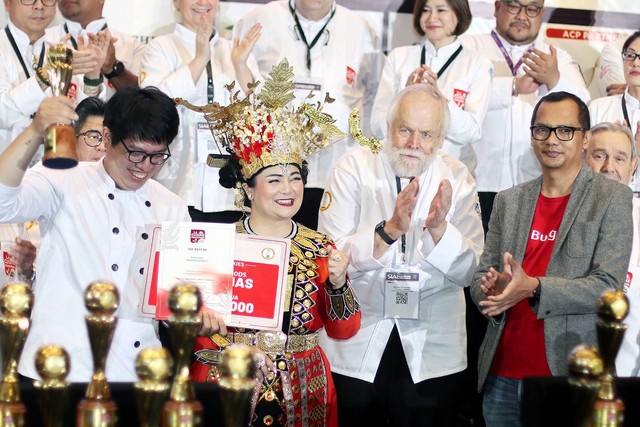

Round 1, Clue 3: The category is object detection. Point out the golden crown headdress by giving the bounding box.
[175,59,344,180]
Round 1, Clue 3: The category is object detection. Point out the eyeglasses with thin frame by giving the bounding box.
[622,51,640,62]
[19,0,57,6]
[530,125,588,142]
[120,140,171,165]
[501,0,543,18]
[76,130,103,148]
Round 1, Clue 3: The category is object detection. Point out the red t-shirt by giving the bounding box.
[490,192,571,379]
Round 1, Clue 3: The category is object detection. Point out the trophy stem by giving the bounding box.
[34,386,70,427]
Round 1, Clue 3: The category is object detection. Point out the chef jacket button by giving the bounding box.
[111,264,118,271]
[112,227,119,235]
[141,233,148,240]
[145,201,151,207]
[139,267,144,275]
[134,341,141,348]
[108,193,115,200]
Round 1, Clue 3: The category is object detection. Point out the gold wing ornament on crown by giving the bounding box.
[348,108,381,154]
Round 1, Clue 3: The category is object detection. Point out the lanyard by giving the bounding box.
[64,22,108,50]
[395,177,409,259]
[420,44,463,78]
[289,1,336,72]
[490,30,533,76]
[206,61,214,104]
[5,26,45,80]
[622,94,632,128]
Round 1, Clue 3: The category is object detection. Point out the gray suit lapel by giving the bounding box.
[513,177,542,263]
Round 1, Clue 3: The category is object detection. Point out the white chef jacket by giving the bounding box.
[317,146,484,383]
[0,21,49,160]
[617,197,640,376]
[46,18,144,101]
[461,31,590,193]
[139,25,262,212]
[597,38,625,97]
[232,0,383,189]
[0,159,190,382]
[589,90,640,193]
[370,39,493,175]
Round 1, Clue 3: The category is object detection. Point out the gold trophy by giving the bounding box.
[218,344,259,427]
[162,284,203,427]
[33,344,71,427]
[134,348,173,427]
[593,289,628,426]
[0,282,34,426]
[76,281,119,427]
[568,344,603,427]
[43,43,78,169]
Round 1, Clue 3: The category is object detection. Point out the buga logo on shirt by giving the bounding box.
[530,229,557,242]
[346,66,356,86]
[452,88,468,108]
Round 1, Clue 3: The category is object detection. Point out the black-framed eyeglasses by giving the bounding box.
[120,140,171,165]
[622,51,640,62]
[501,0,542,18]
[76,130,103,147]
[530,125,588,141]
[20,0,57,6]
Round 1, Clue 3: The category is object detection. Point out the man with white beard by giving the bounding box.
[317,84,484,425]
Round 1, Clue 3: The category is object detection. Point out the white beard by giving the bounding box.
[384,144,434,177]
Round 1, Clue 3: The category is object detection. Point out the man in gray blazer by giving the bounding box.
[471,91,633,426]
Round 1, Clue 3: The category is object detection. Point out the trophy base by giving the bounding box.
[76,398,117,427]
[162,400,203,427]
[0,402,26,426]
[43,124,78,170]
[593,398,625,426]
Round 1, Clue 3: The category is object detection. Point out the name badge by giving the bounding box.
[196,122,225,163]
[383,268,420,319]
[293,76,322,93]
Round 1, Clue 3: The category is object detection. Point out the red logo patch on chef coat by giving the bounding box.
[452,88,468,108]
[67,83,77,100]
[346,66,356,86]
[191,229,205,243]
[624,271,633,294]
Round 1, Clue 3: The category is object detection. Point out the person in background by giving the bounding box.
[584,122,640,376]
[597,37,627,97]
[471,92,632,426]
[74,96,106,162]
[232,0,383,230]
[139,0,262,223]
[318,84,484,426]
[461,0,590,233]
[371,0,492,177]
[47,0,143,98]
[1,0,101,161]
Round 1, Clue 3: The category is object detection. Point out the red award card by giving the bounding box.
[229,234,290,330]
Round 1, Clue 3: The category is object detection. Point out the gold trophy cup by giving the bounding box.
[593,289,628,426]
[162,284,204,427]
[76,281,119,427]
[0,282,34,426]
[568,344,603,427]
[218,344,259,427]
[134,347,173,427]
[43,43,78,169]
[33,344,71,427]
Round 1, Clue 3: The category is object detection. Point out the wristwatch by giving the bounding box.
[375,220,397,245]
[104,60,125,79]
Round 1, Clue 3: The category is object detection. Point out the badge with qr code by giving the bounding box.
[383,268,420,319]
